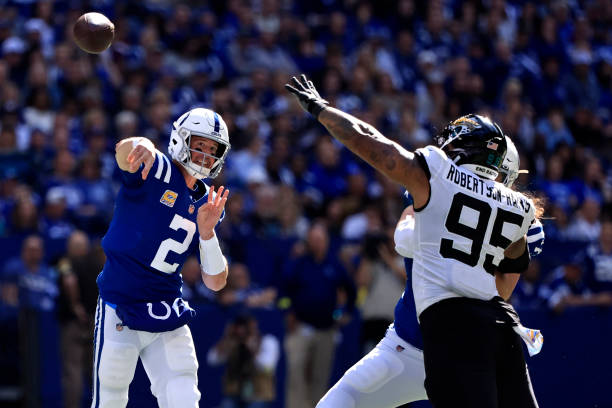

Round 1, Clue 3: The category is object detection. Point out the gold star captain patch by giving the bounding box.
[160,190,178,207]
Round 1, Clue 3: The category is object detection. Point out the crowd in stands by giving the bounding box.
[0,0,611,407]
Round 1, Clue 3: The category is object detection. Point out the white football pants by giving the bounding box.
[91,299,200,408]
[316,326,427,408]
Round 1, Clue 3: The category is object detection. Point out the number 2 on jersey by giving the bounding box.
[150,214,196,274]
[440,192,524,274]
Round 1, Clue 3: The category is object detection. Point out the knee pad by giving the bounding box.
[166,374,200,408]
[342,348,403,393]
[163,329,199,373]
[152,329,200,408]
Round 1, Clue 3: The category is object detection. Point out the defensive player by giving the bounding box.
[316,138,545,408]
[286,75,539,407]
[92,107,231,408]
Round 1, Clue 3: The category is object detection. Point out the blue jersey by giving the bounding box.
[393,258,423,350]
[393,191,424,350]
[98,151,216,304]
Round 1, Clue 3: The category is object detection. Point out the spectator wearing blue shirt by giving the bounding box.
[2,235,59,407]
[565,197,602,242]
[40,187,75,264]
[562,48,601,116]
[282,220,356,408]
[546,259,612,314]
[531,15,567,65]
[73,153,115,236]
[537,154,579,212]
[572,158,608,206]
[536,107,575,152]
[42,149,81,212]
[225,136,269,189]
[305,136,358,201]
[392,30,418,93]
[7,194,40,245]
[2,235,58,312]
[583,221,612,294]
[511,260,550,309]
[217,263,277,308]
[530,57,566,116]
[316,11,358,56]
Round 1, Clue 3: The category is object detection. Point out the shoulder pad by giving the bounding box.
[414,145,450,180]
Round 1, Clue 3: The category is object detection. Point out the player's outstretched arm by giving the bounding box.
[115,137,156,179]
[198,185,230,291]
[285,74,429,207]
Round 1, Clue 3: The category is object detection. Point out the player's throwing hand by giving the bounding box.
[126,140,156,179]
[197,185,229,240]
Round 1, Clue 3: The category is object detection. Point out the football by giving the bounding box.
[73,12,115,54]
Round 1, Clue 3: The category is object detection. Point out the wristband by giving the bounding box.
[199,233,226,276]
[309,100,328,119]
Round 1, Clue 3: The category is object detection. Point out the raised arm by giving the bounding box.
[286,75,430,208]
[115,136,156,179]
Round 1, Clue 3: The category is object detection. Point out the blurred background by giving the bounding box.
[0,0,611,407]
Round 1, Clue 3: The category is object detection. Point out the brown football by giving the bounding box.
[73,12,115,54]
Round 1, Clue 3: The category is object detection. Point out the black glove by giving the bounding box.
[284,74,329,119]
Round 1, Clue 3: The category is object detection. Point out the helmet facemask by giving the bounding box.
[178,127,228,179]
[168,108,231,180]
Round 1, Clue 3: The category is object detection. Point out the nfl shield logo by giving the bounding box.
[188,204,195,214]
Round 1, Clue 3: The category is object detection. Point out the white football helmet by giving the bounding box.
[168,108,231,179]
[499,136,526,187]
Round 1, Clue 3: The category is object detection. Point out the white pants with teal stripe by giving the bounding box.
[91,298,200,408]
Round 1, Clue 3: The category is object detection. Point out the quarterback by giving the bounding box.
[92,107,230,408]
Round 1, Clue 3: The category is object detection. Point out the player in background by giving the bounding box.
[316,138,545,408]
[92,107,231,408]
[286,75,539,407]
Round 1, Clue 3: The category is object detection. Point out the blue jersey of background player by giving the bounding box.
[392,192,423,348]
[92,108,231,408]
